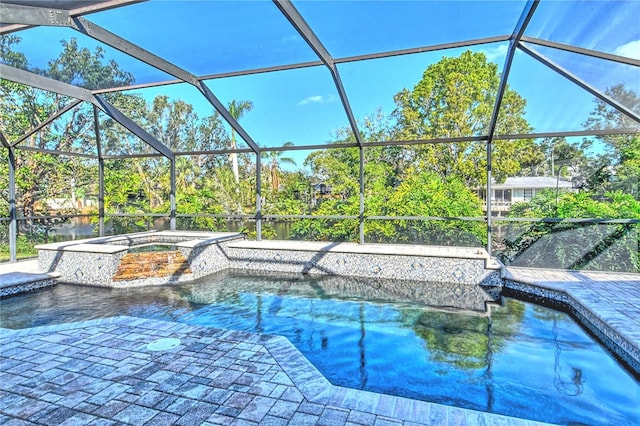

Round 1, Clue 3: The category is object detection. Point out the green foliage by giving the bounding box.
[175,186,225,230]
[392,50,534,186]
[501,190,640,271]
[47,38,134,89]
[0,234,38,261]
[380,171,485,245]
[289,170,485,245]
[239,224,278,240]
[579,84,640,197]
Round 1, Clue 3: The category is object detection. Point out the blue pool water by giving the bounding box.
[1,271,638,425]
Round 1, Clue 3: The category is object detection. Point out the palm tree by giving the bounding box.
[262,141,296,192]
[227,100,253,186]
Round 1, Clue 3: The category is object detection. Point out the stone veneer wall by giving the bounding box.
[226,241,503,286]
[504,279,640,376]
[0,277,58,298]
[38,247,127,286]
[179,238,239,280]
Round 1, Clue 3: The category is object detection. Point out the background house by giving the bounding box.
[479,176,576,216]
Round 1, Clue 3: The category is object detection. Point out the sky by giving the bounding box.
[6,0,640,166]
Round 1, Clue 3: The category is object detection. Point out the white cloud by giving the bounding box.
[481,44,509,63]
[614,39,640,60]
[298,95,337,106]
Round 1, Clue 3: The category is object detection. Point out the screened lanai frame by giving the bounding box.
[1,0,639,265]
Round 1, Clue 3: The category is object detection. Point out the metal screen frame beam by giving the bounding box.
[256,154,262,241]
[519,43,640,124]
[273,0,364,147]
[272,0,333,71]
[520,36,640,68]
[486,0,539,141]
[73,13,260,153]
[0,3,69,27]
[0,0,145,34]
[12,99,83,147]
[494,128,640,141]
[170,158,176,231]
[484,0,539,254]
[274,0,366,243]
[16,146,98,159]
[93,35,511,95]
[94,105,105,236]
[196,81,261,153]
[1,65,174,159]
[70,16,195,84]
[0,63,94,102]
[92,95,174,159]
[73,17,261,154]
[1,2,261,156]
[0,131,10,148]
[3,134,18,262]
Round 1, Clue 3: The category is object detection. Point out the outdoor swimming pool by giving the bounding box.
[1,271,638,425]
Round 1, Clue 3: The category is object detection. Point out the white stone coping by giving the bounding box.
[34,230,158,250]
[0,271,60,288]
[35,231,244,252]
[228,240,502,268]
[45,243,130,254]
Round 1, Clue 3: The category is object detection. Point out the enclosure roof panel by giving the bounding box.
[291,0,527,59]
[1,0,639,155]
[87,0,320,76]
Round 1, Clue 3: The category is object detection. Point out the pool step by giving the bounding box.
[113,251,192,281]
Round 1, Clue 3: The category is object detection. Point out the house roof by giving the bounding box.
[492,176,574,190]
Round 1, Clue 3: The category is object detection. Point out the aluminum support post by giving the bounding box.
[484,0,539,253]
[256,153,262,241]
[8,145,17,262]
[486,142,493,255]
[98,157,105,236]
[94,106,105,237]
[170,158,176,231]
[359,146,365,245]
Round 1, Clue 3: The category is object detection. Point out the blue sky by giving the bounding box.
[7,0,640,163]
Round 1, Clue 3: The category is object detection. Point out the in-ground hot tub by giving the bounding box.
[36,231,245,287]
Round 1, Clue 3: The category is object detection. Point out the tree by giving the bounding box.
[227,99,253,186]
[392,50,535,186]
[294,52,537,244]
[382,171,485,245]
[1,36,131,225]
[262,141,296,193]
[583,84,640,197]
[46,38,134,90]
[411,299,525,370]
